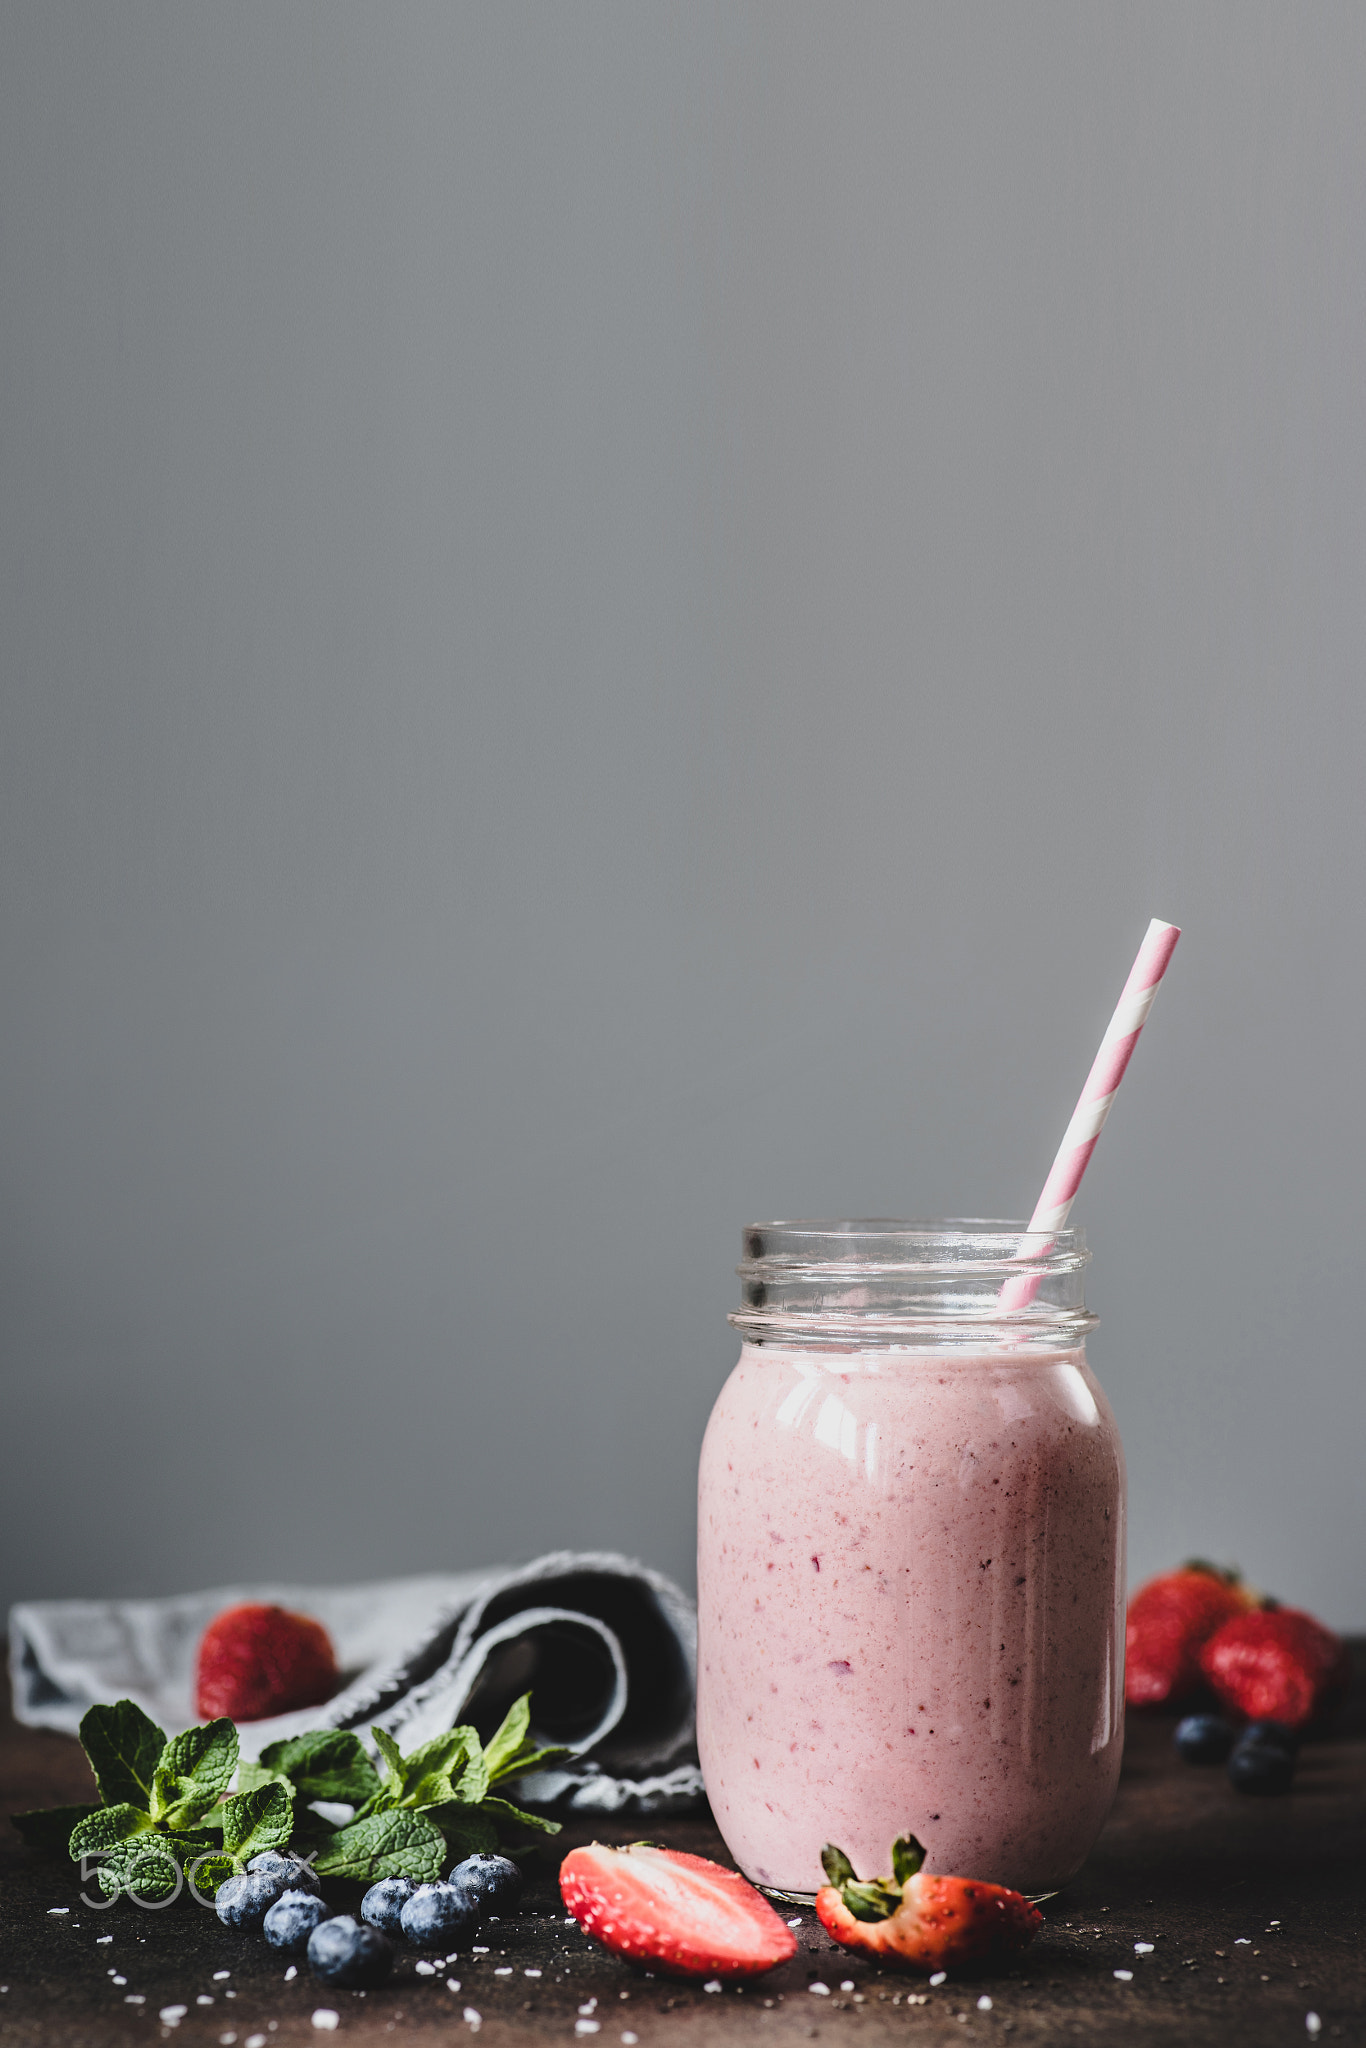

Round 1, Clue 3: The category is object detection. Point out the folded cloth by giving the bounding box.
[9,1550,704,1815]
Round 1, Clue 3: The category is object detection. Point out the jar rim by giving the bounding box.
[732,1217,1096,1346]
[740,1217,1089,1273]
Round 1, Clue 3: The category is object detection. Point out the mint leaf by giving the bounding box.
[890,1833,925,1885]
[183,1849,240,1900]
[425,1803,499,1860]
[488,1741,572,1785]
[221,1781,294,1861]
[258,1731,382,1807]
[481,1694,531,1779]
[78,1700,165,1811]
[10,1803,100,1854]
[93,1831,212,1904]
[372,1728,404,1785]
[69,1803,156,1857]
[312,1809,446,1884]
[233,1760,289,1799]
[447,1724,491,1805]
[479,1794,561,1837]
[150,1718,238,1829]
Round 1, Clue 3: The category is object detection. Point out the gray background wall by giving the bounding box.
[3,3,1364,1629]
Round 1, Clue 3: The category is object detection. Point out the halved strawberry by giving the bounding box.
[559,1843,798,1979]
[815,1836,1041,1974]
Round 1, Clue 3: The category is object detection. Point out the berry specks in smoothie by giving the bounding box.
[811,1557,821,1571]
[829,1662,852,1677]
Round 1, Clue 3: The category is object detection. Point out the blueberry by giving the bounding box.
[399,1880,481,1948]
[263,1889,330,1955]
[307,1914,393,1988]
[449,1852,523,1915]
[249,1849,321,1894]
[216,1868,289,1928]
[1242,1719,1300,1756]
[1227,1739,1295,1795]
[361,1876,419,1937]
[1173,1713,1237,1764]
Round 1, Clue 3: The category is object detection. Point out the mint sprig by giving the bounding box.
[12,1690,568,1895]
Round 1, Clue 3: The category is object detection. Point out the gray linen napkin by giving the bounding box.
[8,1549,703,1815]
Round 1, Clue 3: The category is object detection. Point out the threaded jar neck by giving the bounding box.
[730,1218,1097,1348]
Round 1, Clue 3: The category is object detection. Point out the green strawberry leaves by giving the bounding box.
[821,1836,922,1923]
[78,1700,166,1810]
[312,1809,447,1884]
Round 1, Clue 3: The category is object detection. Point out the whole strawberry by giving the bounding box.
[1125,1564,1251,1708]
[1198,1607,1349,1731]
[195,1602,339,1721]
[560,1843,797,1979]
[815,1836,1040,1974]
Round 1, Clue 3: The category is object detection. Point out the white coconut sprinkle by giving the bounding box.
[311,2012,340,2032]
[415,1960,437,1976]
[786,1917,802,1927]
[525,1968,542,1978]
[929,1972,947,1987]
[494,1967,512,1976]
[447,1979,462,1994]
[48,1908,70,1915]
[96,1935,113,1944]
[622,2034,639,2045]
[214,1970,231,1981]
[160,2007,188,2023]
[1114,1969,1133,1982]
[808,1982,830,1996]
[124,1996,145,2005]
[464,2008,482,2029]
[576,2024,601,2037]
[1135,1943,1155,1955]
[1305,2019,1321,2039]
[284,1967,297,1982]
[704,1980,723,1993]
[111,1974,127,1985]
[977,1995,993,2011]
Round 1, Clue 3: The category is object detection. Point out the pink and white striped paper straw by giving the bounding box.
[999,917,1181,1312]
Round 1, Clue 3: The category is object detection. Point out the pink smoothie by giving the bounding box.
[696,1341,1125,1896]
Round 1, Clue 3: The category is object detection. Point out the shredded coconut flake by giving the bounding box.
[1114,1970,1134,1982]
[808,1983,830,1996]
[929,1972,947,1987]
[311,2014,340,2032]
[977,1996,993,2011]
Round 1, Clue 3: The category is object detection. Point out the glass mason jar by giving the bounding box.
[696,1221,1124,1900]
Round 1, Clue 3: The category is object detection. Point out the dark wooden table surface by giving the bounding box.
[2,1662,1362,2047]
